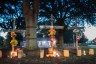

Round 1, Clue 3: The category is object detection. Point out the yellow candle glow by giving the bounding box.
[63,50,69,57]
[89,49,94,55]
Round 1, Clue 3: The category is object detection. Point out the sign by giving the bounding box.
[37,37,51,48]
[40,14,64,29]
[38,41,51,48]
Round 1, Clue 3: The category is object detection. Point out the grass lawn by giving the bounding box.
[0,46,96,64]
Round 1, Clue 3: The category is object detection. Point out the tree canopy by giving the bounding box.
[39,0,96,27]
[0,0,25,29]
[0,0,96,29]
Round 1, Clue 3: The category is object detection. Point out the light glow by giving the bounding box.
[10,51,17,58]
[46,48,61,58]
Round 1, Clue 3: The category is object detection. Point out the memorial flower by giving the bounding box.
[50,36,55,41]
[48,27,56,36]
[11,32,16,37]
[10,39,18,46]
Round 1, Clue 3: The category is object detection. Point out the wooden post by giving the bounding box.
[13,19,16,30]
[40,14,64,48]
[12,45,15,52]
[75,18,78,50]
[68,18,84,50]
[68,18,84,57]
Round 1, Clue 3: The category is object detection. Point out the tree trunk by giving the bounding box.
[23,0,39,50]
[56,18,64,47]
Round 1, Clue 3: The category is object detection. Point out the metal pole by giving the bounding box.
[73,34,75,47]
[51,14,54,28]
[76,32,78,50]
